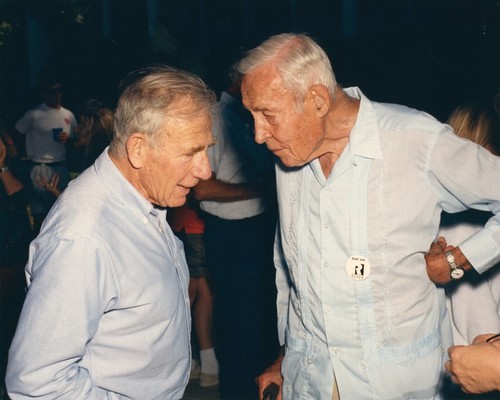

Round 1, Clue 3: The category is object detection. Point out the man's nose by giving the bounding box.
[254,122,271,144]
[195,152,212,180]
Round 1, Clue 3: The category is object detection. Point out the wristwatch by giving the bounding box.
[445,250,464,280]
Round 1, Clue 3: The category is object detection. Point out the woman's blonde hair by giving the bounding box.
[78,100,114,149]
[447,104,500,154]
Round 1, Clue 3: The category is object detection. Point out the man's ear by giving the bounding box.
[126,133,147,169]
[309,84,330,117]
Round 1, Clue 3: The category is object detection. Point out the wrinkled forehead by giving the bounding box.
[152,115,214,160]
[241,68,289,111]
[163,110,213,142]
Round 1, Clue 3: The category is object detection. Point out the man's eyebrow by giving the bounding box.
[248,105,268,113]
[187,139,216,154]
[254,102,276,112]
[188,145,205,154]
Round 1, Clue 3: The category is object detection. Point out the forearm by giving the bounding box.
[7,302,99,399]
[0,166,24,196]
[193,177,265,202]
[7,240,114,399]
[7,362,99,399]
[486,339,500,391]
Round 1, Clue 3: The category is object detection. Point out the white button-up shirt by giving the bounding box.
[7,150,191,399]
[274,87,500,399]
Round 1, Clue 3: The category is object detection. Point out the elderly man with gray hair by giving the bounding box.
[6,65,217,399]
[237,33,500,400]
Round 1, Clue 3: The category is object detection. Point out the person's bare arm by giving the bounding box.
[0,138,24,196]
[192,172,271,202]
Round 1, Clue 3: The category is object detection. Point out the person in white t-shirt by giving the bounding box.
[15,70,77,233]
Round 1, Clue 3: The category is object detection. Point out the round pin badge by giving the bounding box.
[345,255,371,280]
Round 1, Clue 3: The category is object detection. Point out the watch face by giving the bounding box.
[451,268,465,280]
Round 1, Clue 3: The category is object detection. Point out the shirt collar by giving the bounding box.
[343,87,383,160]
[94,148,156,225]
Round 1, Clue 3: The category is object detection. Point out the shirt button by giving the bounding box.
[323,262,329,268]
[324,223,329,229]
[324,307,332,313]
[330,347,339,355]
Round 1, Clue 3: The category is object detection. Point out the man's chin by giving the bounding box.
[278,155,306,168]
[168,196,188,208]
[272,149,304,167]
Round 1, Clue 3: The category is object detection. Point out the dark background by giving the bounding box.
[0,0,499,129]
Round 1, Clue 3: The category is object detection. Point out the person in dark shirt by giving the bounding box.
[0,131,33,397]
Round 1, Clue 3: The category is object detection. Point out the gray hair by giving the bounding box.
[236,33,337,107]
[109,65,218,157]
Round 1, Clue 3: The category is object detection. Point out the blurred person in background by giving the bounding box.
[193,63,279,399]
[0,130,33,399]
[67,99,114,174]
[168,200,219,388]
[13,69,77,234]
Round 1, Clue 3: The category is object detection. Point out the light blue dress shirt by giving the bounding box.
[6,150,191,399]
[274,88,500,399]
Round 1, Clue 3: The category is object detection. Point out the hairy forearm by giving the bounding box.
[192,177,266,202]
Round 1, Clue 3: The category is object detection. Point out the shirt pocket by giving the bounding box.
[378,325,441,364]
[370,327,443,397]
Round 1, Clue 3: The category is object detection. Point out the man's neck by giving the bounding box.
[44,102,61,110]
[329,89,359,133]
[317,89,360,177]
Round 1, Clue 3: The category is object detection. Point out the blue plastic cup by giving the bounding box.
[52,127,63,141]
